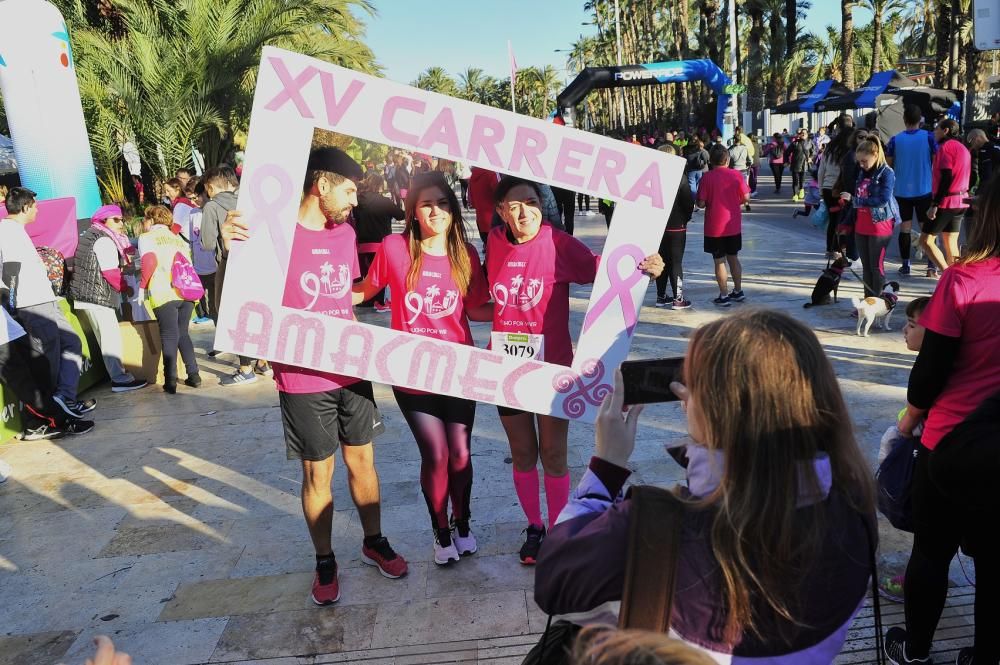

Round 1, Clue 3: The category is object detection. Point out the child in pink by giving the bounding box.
[696,146,751,306]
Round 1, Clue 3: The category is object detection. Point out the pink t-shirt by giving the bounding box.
[918,257,1000,449]
[853,175,894,237]
[931,139,972,210]
[272,222,360,393]
[368,233,489,393]
[696,167,749,237]
[486,223,600,367]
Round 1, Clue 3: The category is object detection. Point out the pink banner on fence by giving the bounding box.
[0,196,79,258]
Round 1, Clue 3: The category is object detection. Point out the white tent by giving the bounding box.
[0,134,16,174]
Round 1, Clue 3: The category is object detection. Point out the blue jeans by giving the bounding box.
[687,170,703,195]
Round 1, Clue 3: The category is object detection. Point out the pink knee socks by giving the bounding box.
[544,473,571,528]
[512,468,543,528]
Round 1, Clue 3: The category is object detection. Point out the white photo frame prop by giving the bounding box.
[215,47,684,423]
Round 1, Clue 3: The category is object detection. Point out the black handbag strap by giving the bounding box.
[618,485,686,632]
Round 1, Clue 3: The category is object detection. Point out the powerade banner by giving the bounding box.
[556,60,732,135]
[0,0,103,219]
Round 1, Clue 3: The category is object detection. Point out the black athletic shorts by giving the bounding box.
[279,381,384,461]
[895,195,931,227]
[704,234,742,259]
[926,207,964,235]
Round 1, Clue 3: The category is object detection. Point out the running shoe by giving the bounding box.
[111,378,148,393]
[713,295,732,307]
[655,296,670,307]
[184,374,203,388]
[898,264,911,276]
[374,301,391,313]
[884,627,933,664]
[20,423,66,441]
[519,524,546,565]
[193,316,212,324]
[728,289,746,302]
[955,648,973,665]
[163,382,177,395]
[744,204,751,212]
[452,518,478,556]
[433,529,460,566]
[254,362,273,376]
[878,574,905,603]
[671,298,692,310]
[220,369,257,386]
[311,559,340,606]
[361,536,408,578]
[798,189,805,200]
[65,419,95,436]
[52,395,96,418]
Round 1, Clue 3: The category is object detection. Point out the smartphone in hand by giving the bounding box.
[621,357,685,405]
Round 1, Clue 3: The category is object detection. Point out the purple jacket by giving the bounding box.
[534,450,873,663]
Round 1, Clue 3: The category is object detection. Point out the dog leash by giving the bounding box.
[848,265,883,300]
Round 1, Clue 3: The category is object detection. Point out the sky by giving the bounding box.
[364,1,876,86]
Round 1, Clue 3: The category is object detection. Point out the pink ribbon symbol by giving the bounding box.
[553,359,611,418]
[246,164,295,265]
[581,243,647,337]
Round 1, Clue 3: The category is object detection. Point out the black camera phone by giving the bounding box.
[620,357,685,405]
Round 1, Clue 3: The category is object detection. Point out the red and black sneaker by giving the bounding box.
[361,536,408,579]
[519,524,546,565]
[311,559,340,606]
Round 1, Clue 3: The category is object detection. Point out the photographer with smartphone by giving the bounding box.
[534,309,876,661]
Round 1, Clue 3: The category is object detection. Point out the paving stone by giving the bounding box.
[0,630,78,665]
[159,572,315,621]
[59,618,229,665]
[98,520,235,558]
[209,605,377,661]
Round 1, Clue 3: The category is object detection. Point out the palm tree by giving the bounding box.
[413,67,458,96]
[745,0,768,111]
[457,68,488,103]
[862,0,907,77]
[841,0,858,89]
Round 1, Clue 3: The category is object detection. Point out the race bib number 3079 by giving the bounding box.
[491,332,544,361]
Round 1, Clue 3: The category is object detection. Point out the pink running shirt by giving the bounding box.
[486,223,600,367]
[273,222,360,393]
[931,139,972,210]
[918,257,1000,449]
[368,233,489,394]
[696,168,750,238]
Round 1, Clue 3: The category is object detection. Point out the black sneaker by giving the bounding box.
[884,627,933,665]
[21,423,66,441]
[712,295,732,307]
[655,296,670,307]
[519,524,546,565]
[66,419,95,436]
[728,289,746,302]
[184,374,203,388]
[671,298,692,310]
[955,648,973,665]
[111,379,148,393]
[52,395,96,418]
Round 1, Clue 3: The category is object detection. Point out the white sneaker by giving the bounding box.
[453,525,478,556]
[433,536,460,566]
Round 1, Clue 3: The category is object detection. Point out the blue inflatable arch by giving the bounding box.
[555,60,733,134]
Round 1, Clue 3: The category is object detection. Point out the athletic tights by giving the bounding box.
[393,389,475,530]
[655,230,686,300]
[770,163,785,190]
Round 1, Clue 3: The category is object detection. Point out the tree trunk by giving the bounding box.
[767,7,785,106]
[785,0,797,60]
[701,0,722,69]
[935,0,952,89]
[870,8,882,78]
[948,0,962,90]
[841,0,855,90]
[747,6,765,112]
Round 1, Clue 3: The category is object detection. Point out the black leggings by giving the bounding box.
[553,188,576,236]
[770,163,785,190]
[459,178,470,208]
[154,300,198,382]
[791,168,806,193]
[821,189,841,253]
[393,389,476,530]
[905,443,999,662]
[577,192,591,211]
[655,230,686,300]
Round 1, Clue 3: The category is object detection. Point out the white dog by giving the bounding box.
[852,281,901,337]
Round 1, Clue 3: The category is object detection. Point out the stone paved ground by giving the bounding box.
[0,180,976,664]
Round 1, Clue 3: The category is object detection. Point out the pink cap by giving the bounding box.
[92,204,123,222]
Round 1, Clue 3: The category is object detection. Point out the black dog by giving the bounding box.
[804,256,851,308]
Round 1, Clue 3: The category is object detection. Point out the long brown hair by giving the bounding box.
[683,309,875,643]
[962,172,1000,263]
[572,627,716,665]
[403,172,472,294]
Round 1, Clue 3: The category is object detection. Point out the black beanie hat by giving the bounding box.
[306,147,363,181]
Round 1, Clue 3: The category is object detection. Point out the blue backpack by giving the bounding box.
[876,434,918,533]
